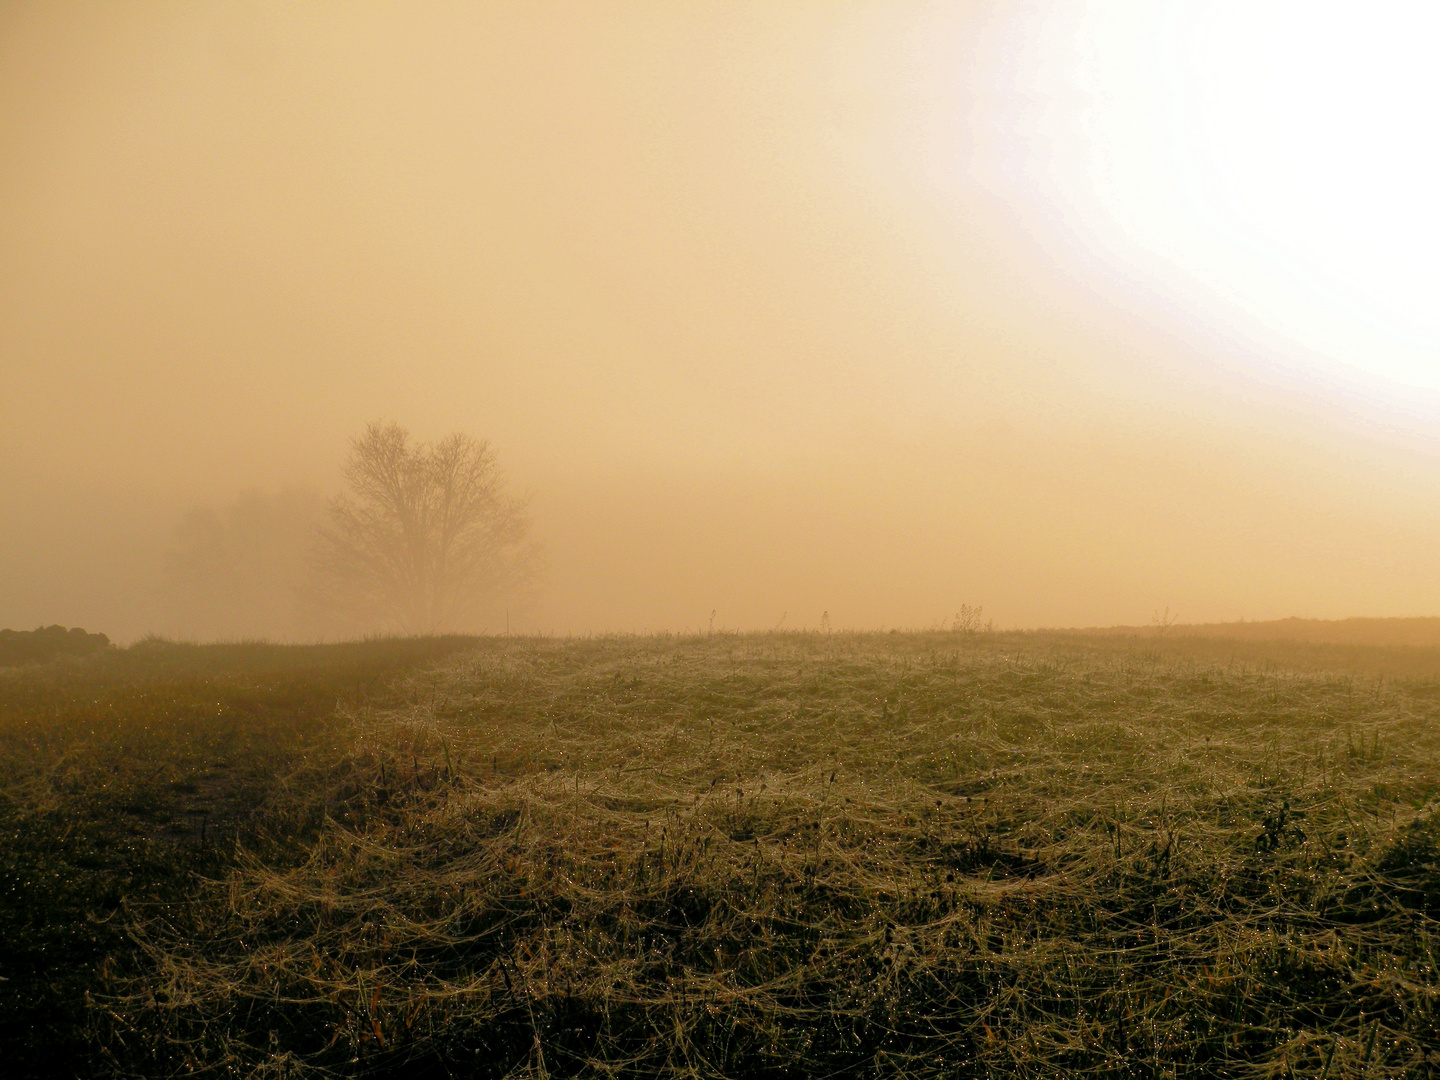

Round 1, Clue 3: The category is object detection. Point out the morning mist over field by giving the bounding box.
[14,8,1440,1075]
[6,1,1440,640]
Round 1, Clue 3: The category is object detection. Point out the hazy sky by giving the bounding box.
[6,1,1440,640]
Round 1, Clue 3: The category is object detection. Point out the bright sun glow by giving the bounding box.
[993,1,1440,392]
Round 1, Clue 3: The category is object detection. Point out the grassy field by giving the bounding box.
[4,630,1440,1077]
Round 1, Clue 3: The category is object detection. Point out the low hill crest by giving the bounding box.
[1082,615,1440,648]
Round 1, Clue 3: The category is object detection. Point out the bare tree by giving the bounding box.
[311,423,538,634]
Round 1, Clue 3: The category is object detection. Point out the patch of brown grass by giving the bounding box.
[98,632,1440,1077]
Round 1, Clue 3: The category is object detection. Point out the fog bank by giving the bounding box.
[6,3,1440,642]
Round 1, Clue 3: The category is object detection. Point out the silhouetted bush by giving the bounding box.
[0,625,111,667]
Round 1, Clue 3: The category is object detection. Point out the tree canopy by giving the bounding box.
[311,423,538,634]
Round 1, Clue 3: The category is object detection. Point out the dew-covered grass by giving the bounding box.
[8,630,1440,1077]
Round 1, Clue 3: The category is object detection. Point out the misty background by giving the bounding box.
[6,2,1440,643]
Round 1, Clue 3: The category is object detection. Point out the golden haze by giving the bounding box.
[4,2,1440,640]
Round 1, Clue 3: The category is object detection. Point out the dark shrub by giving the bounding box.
[0,626,112,667]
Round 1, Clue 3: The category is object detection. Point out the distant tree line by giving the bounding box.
[161,488,326,640]
[0,626,112,667]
